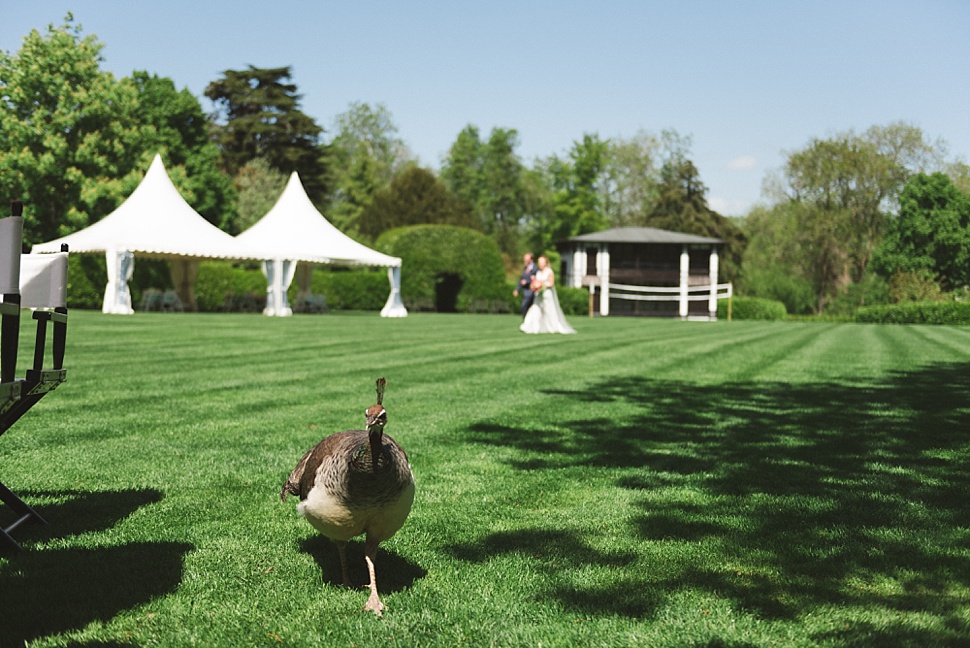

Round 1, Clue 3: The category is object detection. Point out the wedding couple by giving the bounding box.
[515,253,576,335]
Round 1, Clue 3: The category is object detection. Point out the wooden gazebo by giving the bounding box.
[558,227,731,319]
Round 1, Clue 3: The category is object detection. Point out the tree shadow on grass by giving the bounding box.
[299,534,427,594]
[0,489,192,645]
[459,363,970,642]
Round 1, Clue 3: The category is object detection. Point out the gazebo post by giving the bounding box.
[678,245,689,319]
[708,247,719,320]
[574,247,586,288]
[599,245,610,316]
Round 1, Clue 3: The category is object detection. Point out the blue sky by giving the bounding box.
[2,1,967,217]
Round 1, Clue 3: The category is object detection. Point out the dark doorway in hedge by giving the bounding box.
[435,273,464,312]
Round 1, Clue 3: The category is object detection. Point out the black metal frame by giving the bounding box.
[1,201,69,552]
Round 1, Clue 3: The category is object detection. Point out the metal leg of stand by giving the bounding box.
[0,481,46,552]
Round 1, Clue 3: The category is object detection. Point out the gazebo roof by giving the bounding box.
[564,227,723,245]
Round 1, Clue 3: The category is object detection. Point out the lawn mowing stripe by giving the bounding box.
[4,312,970,648]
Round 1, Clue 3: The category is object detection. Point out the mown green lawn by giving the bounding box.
[1,311,969,647]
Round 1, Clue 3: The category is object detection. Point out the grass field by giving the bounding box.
[1,311,969,647]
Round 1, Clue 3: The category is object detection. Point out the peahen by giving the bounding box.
[280,378,414,616]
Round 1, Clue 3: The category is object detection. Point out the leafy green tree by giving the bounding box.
[739,203,816,314]
[872,172,970,290]
[359,167,473,240]
[599,129,691,228]
[441,125,527,258]
[599,132,660,227]
[644,159,746,281]
[527,134,609,254]
[131,71,235,229]
[520,163,555,232]
[204,65,330,206]
[327,102,412,237]
[481,128,527,257]
[329,155,383,239]
[233,157,287,233]
[946,160,970,195]
[754,122,947,312]
[776,123,941,283]
[0,16,147,244]
[440,125,484,214]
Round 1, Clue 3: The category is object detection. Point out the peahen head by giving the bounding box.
[366,378,388,469]
[365,403,387,434]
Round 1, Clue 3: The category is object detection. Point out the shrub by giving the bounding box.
[65,257,392,313]
[825,272,891,317]
[740,268,815,315]
[889,270,945,303]
[376,225,508,312]
[718,296,787,321]
[307,267,389,311]
[129,258,173,307]
[193,263,393,313]
[855,301,970,325]
[195,262,266,311]
[66,254,106,309]
[557,286,592,316]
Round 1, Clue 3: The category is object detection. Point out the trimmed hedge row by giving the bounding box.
[64,237,589,316]
[310,268,390,311]
[195,262,267,311]
[196,263,391,312]
[376,225,508,310]
[66,254,107,310]
[855,301,970,325]
[557,286,593,316]
[717,296,788,321]
[65,256,391,313]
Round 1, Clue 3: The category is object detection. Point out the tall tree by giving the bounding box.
[549,134,609,247]
[441,125,527,258]
[359,167,473,240]
[131,71,235,229]
[440,125,485,215]
[872,172,970,290]
[599,132,660,228]
[739,203,817,314]
[233,157,287,233]
[327,102,411,237]
[599,129,691,228]
[524,135,609,256]
[645,159,746,281]
[480,128,527,257]
[204,65,330,205]
[946,160,970,195]
[759,122,947,311]
[0,16,147,244]
[778,122,941,283]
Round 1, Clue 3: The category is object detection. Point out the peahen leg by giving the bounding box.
[334,540,351,587]
[363,535,384,616]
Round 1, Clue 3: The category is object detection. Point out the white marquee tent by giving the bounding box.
[236,172,407,317]
[32,154,262,313]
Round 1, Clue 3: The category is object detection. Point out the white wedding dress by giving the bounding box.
[520,269,576,335]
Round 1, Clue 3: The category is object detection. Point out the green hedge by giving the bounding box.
[503,284,590,317]
[307,267,388,311]
[855,301,970,325]
[376,225,508,312]
[195,262,267,311]
[66,254,107,310]
[718,296,787,321]
[558,286,592,316]
[64,256,393,313]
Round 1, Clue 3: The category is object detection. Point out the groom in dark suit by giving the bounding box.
[513,253,538,318]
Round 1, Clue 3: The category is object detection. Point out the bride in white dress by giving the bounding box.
[520,255,576,335]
